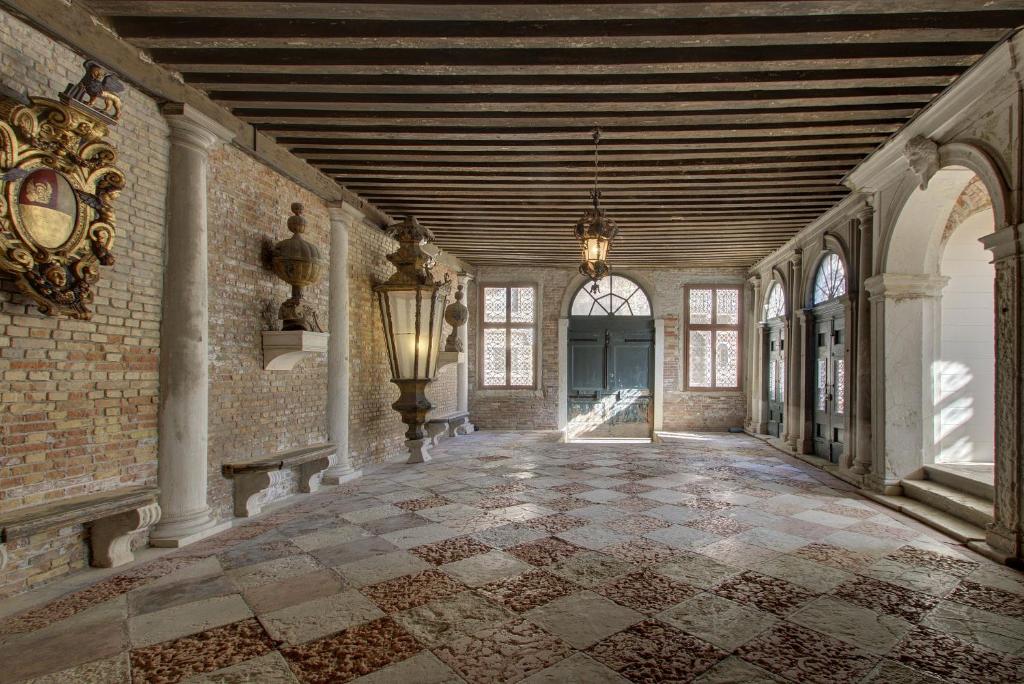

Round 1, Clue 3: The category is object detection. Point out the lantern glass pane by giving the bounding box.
[510,287,534,323]
[386,289,419,379]
[426,287,447,377]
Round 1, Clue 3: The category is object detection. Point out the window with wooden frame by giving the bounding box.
[685,285,742,389]
[479,284,538,388]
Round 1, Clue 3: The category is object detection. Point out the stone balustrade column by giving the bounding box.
[851,203,875,476]
[150,104,234,547]
[456,272,475,432]
[322,203,363,485]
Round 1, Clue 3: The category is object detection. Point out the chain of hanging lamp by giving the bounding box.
[573,128,619,292]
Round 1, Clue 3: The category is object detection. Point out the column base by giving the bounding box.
[149,510,231,548]
[322,468,363,486]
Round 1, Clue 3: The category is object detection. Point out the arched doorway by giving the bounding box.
[810,252,848,463]
[763,281,786,437]
[567,275,653,440]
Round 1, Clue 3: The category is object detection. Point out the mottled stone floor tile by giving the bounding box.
[519,652,628,684]
[259,588,384,645]
[507,537,582,567]
[433,619,573,684]
[789,595,912,654]
[336,550,432,588]
[524,590,644,649]
[596,569,699,614]
[182,651,297,683]
[692,656,789,684]
[290,525,368,552]
[241,569,345,615]
[523,513,589,534]
[712,570,817,617]
[442,550,532,587]
[861,557,962,597]
[357,513,432,536]
[225,555,323,592]
[653,552,741,590]
[410,535,493,565]
[548,551,636,588]
[383,522,462,550]
[604,538,679,565]
[479,569,579,612]
[859,659,946,684]
[130,618,277,684]
[737,622,878,684]
[792,542,877,572]
[394,590,514,647]
[349,651,462,684]
[921,599,1024,655]
[832,575,939,623]
[217,541,304,571]
[657,592,777,651]
[892,624,1024,684]
[310,535,400,568]
[684,515,752,537]
[946,578,1024,618]
[886,545,979,578]
[472,523,548,549]
[395,496,452,512]
[281,616,421,684]
[700,539,781,569]
[587,618,726,683]
[129,594,254,648]
[129,574,237,617]
[361,569,465,613]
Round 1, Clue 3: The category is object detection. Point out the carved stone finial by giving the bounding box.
[270,203,325,332]
[904,135,940,191]
[443,283,469,352]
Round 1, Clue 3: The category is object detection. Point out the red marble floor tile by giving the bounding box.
[684,515,752,537]
[587,618,726,683]
[476,495,523,510]
[130,618,278,684]
[361,570,465,612]
[737,622,877,684]
[524,514,589,534]
[713,570,818,617]
[479,569,578,613]
[409,536,493,565]
[606,515,673,535]
[604,538,679,565]
[792,542,876,572]
[551,483,594,495]
[281,616,421,684]
[433,619,572,684]
[596,570,700,614]
[395,496,451,512]
[892,624,1024,684]
[832,576,938,622]
[507,537,583,567]
[544,496,592,513]
[612,497,663,513]
[946,579,1024,618]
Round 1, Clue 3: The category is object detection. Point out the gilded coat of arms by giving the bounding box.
[0,62,126,319]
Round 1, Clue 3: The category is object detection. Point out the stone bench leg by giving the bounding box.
[89,502,162,568]
[451,415,475,436]
[233,470,285,518]
[298,455,332,494]
[426,422,449,447]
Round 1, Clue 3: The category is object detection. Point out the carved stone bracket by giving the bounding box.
[88,502,162,568]
[298,454,332,493]
[262,330,329,370]
[233,470,287,518]
[904,135,940,191]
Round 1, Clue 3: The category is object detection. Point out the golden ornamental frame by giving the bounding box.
[0,89,125,319]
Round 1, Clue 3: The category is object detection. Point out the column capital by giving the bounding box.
[161,102,235,150]
[864,273,948,301]
[327,201,367,229]
[981,224,1023,263]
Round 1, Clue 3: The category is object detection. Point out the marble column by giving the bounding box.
[746,275,762,433]
[457,272,475,433]
[851,204,875,476]
[981,225,1023,559]
[150,104,234,547]
[785,250,804,451]
[322,203,363,485]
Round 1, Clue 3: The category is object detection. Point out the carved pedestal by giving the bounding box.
[89,503,162,568]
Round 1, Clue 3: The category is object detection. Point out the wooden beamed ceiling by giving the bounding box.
[84,1,1024,267]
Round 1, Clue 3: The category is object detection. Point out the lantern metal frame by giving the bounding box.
[574,129,619,284]
[374,216,451,463]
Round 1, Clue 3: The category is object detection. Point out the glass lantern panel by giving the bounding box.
[484,287,507,322]
[426,288,447,377]
[510,287,535,323]
[384,289,419,379]
[716,289,739,325]
[510,328,534,385]
[688,330,712,387]
[689,289,713,324]
[483,328,507,386]
[715,330,739,387]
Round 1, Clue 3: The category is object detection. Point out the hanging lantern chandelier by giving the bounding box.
[573,129,619,288]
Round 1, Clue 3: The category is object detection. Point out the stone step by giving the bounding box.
[861,491,987,544]
[923,464,994,502]
[901,478,994,529]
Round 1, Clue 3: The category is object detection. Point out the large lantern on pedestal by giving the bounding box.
[375,217,451,463]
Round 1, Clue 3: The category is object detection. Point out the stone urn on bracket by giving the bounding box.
[261,203,329,370]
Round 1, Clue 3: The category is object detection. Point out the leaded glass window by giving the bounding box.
[764,282,785,320]
[812,253,847,305]
[480,285,537,388]
[817,359,827,411]
[685,285,742,389]
[570,275,651,316]
[835,359,846,414]
[768,360,777,401]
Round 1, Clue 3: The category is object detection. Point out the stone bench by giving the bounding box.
[222,443,334,518]
[426,411,475,446]
[0,486,161,571]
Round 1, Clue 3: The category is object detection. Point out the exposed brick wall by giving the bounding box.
[205,145,332,521]
[0,11,167,597]
[468,266,747,432]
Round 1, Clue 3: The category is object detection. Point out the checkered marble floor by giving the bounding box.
[2,431,1024,684]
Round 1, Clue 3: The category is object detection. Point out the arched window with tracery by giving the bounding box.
[570,275,651,316]
[763,281,785,320]
[812,253,847,305]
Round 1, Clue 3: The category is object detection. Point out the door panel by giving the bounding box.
[568,319,653,439]
[812,308,846,463]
